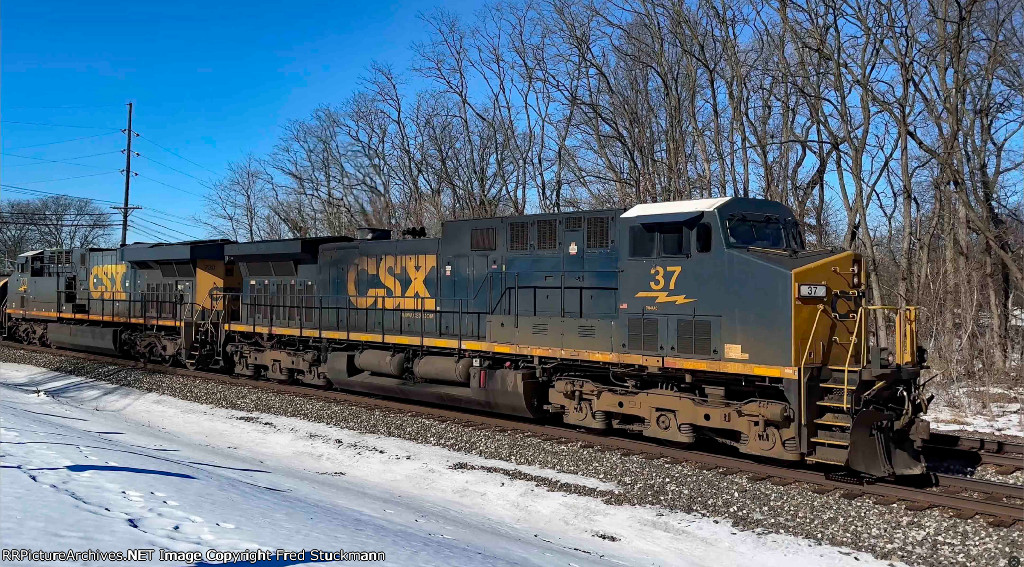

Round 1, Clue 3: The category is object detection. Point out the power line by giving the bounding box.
[139,206,203,226]
[135,133,221,176]
[135,171,205,198]
[136,153,214,192]
[0,183,204,229]
[129,222,171,243]
[0,220,118,228]
[134,215,200,240]
[1,120,121,131]
[2,103,123,110]
[1,210,115,216]
[4,131,121,150]
[134,224,177,242]
[3,151,122,169]
[1,184,125,205]
[17,171,122,184]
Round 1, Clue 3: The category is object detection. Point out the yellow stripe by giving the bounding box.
[7,309,181,327]
[664,356,797,379]
[14,312,798,380]
[814,420,851,427]
[811,437,850,446]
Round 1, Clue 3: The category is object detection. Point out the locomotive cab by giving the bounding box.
[597,197,928,476]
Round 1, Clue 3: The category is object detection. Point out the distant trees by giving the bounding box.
[195,155,283,242]
[0,195,115,268]
[206,0,1023,391]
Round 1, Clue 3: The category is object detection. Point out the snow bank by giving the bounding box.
[1,362,894,566]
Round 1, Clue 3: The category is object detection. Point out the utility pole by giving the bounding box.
[116,102,140,246]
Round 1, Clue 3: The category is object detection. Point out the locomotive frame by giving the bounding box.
[1,197,931,477]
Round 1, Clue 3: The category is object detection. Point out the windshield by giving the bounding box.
[726,215,793,250]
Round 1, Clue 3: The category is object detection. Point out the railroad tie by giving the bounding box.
[986,516,1018,528]
[839,490,864,500]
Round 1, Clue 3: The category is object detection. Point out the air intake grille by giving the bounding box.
[577,325,596,338]
[586,216,610,249]
[531,323,549,336]
[677,319,714,356]
[509,222,529,251]
[537,219,557,250]
[565,216,583,230]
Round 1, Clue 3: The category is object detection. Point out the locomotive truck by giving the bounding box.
[1,197,931,477]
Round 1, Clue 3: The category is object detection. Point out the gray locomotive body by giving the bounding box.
[4,197,929,476]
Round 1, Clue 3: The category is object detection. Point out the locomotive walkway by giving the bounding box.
[5,340,1023,527]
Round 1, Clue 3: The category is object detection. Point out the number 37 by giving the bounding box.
[650,266,681,290]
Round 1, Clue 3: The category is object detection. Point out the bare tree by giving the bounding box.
[1,196,116,258]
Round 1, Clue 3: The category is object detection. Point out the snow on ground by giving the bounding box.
[927,401,1024,437]
[926,386,1024,437]
[1,362,893,566]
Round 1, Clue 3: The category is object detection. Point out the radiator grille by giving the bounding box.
[677,319,714,356]
[565,216,583,230]
[677,320,694,355]
[531,323,549,336]
[693,319,713,356]
[586,216,610,249]
[643,318,659,351]
[627,317,643,351]
[537,219,558,250]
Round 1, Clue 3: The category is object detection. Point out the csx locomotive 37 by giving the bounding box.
[1,197,931,476]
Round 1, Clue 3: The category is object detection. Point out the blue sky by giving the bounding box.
[1,0,475,243]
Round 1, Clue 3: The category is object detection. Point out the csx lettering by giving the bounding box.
[90,264,128,300]
[348,255,437,310]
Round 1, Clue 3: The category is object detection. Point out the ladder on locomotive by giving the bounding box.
[180,301,223,370]
[801,303,918,467]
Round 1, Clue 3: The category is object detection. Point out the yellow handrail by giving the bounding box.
[842,306,864,411]
[799,305,826,427]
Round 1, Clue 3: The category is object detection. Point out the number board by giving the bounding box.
[797,284,827,298]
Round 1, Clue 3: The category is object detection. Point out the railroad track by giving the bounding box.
[924,432,1024,473]
[3,340,1022,527]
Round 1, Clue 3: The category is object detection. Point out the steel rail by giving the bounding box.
[2,340,1021,525]
[925,432,1024,470]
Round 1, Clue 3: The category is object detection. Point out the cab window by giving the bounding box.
[628,225,656,258]
[629,222,694,258]
[696,223,713,253]
[660,226,691,256]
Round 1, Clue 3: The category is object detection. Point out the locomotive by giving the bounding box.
[1,197,931,477]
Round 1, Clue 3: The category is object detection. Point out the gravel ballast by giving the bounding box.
[1,344,1021,567]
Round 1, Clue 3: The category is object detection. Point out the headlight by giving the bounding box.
[852,273,860,287]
